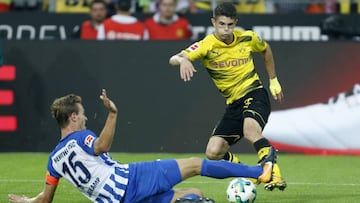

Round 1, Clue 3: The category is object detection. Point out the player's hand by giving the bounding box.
[100,89,117,113]
[269,77,284,103]
[8,194,32,203]
[179,60,197,82]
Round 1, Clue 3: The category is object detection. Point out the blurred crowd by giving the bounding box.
[1,0,359,41]
[0,0,360,14]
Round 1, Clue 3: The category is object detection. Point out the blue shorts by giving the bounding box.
[122,159,182,203]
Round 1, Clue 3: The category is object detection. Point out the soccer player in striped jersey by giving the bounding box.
[169,2,286,191]
[8,89,276,203]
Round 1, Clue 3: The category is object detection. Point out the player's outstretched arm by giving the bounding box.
[94,89,118,155]
[169,53,197,82]
[9,184,57,203]
[261,45,284,103]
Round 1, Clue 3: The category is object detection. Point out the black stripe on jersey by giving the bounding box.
[236,69,258,85]
[207,68,260,100]
[237,36,252,43]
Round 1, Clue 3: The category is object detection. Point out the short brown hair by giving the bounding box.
[213,2,237,20]
[50,94,82,128]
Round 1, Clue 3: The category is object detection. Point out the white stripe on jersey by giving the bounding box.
[49,138,129,203]
[95,166,129,203]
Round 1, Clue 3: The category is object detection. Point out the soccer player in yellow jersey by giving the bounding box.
[169,2,286,191]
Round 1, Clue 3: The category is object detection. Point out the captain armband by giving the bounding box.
[45,172,59,186]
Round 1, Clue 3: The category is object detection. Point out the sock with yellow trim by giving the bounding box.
[253,138,271,160]
[259,147,284,179]
[272,163,282,177]
[222,152,240,163]
[254,138,286,186]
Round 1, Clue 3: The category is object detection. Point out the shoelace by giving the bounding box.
[327,84,360,107]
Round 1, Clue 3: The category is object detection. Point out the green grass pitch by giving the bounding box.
[1,153,359,203]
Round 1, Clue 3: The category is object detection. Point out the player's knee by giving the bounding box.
[205,148,223,160]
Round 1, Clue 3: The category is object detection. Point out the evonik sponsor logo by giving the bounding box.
[209,58,249,68]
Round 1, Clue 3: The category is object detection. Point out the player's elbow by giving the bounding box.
[94,140,112,155]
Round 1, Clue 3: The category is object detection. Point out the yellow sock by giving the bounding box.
[258,147,284,179]
[223,152,240,163]
[230,152,240,163]
[273,163,282,178]
[257,146,270,160]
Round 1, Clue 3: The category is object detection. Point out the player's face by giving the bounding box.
[76,103,87,130]
[211,16,237,43]
[159,0,177,19]
[90,3,107,24]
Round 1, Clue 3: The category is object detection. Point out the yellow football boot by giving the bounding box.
[264,163,287,191]
[258,147,287,191]
[257,146,275,183]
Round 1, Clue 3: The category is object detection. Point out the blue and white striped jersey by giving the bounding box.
[47,130,129,203]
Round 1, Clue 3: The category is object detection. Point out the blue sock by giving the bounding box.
[200,159,262,179]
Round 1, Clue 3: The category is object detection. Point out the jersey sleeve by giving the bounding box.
[77,130,98,156]
[250,31,267,52]
[46,157,61,185]
[181,39,207,61]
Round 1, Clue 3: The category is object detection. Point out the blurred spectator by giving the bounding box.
[97,0,148,40]
[45,0,91,13]
[336,0,360,14]
[145,0,197,14]
[235,0,267,14]
[151,0,270,14]
[80,0,107,39]
[320,15,360,40]
[274,0,308,14]
[191,0,212,13]
[304,0,339,14]
[305,2,324,14]
[144,0,192,40]
[12,0,41,11]
[0,0,11,12]
[103,0,116,16]
[323,0,337,14]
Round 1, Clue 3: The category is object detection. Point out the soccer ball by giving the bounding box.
[226,178,257,203]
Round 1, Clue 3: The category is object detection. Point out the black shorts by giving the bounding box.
[212,88,271,145]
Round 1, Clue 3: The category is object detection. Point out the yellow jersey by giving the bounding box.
[182,30,267,104]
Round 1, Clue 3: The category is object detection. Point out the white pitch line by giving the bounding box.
[0,179,359,186]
